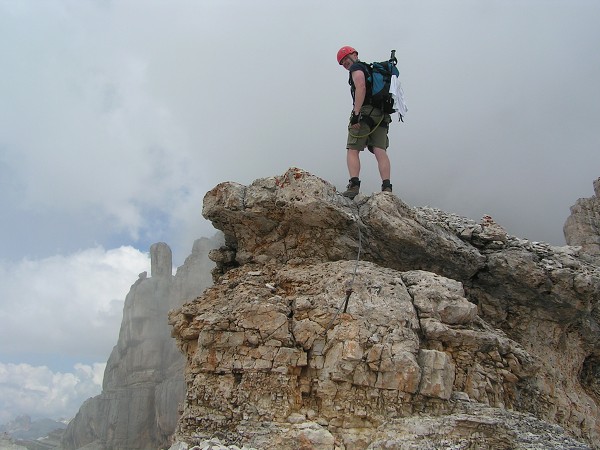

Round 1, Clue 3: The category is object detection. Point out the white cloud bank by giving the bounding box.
[0,245,150,422]
[0,246,150,362]
[0,362,105,424]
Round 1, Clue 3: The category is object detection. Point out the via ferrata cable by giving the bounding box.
[323,208,363,333]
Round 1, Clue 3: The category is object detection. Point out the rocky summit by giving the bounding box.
[167,168,600,449]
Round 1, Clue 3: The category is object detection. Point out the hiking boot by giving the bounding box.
[382,180,393,193]
[343,178,361,199]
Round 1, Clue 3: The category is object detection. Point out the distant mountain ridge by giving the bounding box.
[0,415,66,440]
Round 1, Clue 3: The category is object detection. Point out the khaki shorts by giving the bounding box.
[346,105,391,152]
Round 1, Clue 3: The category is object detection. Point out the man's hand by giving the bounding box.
[349,110,362,129]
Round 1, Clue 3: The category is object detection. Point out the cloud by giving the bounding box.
[0,362,105,423]
[0,245,149,422]
[0,0,211,260]
[0,246,150,364]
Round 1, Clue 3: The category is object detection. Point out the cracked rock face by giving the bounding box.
[169,261,533,448]
[170,168,600,449]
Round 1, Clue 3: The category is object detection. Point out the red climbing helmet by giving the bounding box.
[337,46,357,65]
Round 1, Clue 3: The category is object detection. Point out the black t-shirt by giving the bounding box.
[348,61,371,104]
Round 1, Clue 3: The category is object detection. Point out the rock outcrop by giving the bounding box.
[169,168,600,449]
[62,238,217,450]
[564,177,600,263]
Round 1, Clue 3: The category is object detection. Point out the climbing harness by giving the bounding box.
[323,207,363,333]
[348,113,385,139]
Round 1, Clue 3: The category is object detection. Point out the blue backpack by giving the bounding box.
[349,50,407,121]
[365,50,405,121]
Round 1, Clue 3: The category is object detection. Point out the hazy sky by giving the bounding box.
[1,0,599,423]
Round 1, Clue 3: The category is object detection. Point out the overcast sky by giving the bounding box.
[0,0,599,424]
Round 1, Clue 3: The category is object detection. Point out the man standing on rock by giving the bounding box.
[337,45,393,199]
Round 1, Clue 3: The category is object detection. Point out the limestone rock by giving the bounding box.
[169,261,499,445]
[402,270,477,325]
[564,177,600,262]
[417,349,455,400]
[170,169,600,449]
[363,403,593,449]
[202,168,486,281]
[151,242,173,278]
